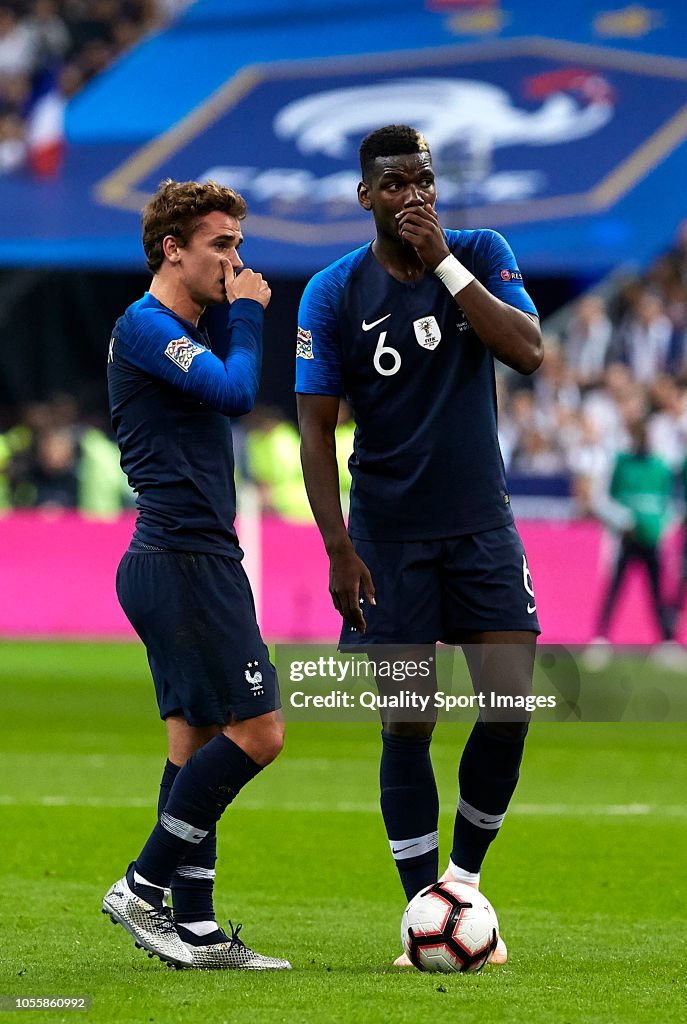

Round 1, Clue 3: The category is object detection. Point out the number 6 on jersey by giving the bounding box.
[373,331,402,376]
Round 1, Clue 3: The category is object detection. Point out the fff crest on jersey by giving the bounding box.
[164,336,206,372]
[413,316,442,350]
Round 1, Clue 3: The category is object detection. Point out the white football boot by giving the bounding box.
[173,920,292,970]
[102,864,192,968]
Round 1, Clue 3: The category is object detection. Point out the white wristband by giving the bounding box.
[433,253,475,295]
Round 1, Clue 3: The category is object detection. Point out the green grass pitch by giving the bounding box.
[0,641,685,1024]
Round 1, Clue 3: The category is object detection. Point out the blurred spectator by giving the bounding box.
[4,394,130,516]
[647,219,687,331]
[670,455,687,630]
[0,430,11,509]
[0,110,26,170]
[567,413,612,516]
[532,335,581,419]
[0,6,34,77]
[244,403,354,524]
[530,335,581,458]
[75,37,116,80]
[563,294,613,387]
[509,426,566,477]
[25,0,71,73]
[0,0,187,177]
[78,423,132,517]
[497,387,537,472]
[151,0,194,18]
[646,375,687,472]
[612,289,675,384]
[582,362,641,457]
[0,70,31,114]
[245,405,311,523]
[27,426,79,509]
[589,418,675,648]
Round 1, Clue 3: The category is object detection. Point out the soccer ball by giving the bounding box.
[401,881,499,973]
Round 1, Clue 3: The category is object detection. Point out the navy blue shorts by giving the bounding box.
[340,523,540,646]
[117,550,280,727]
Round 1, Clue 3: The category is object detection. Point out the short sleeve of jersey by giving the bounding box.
[449,229,538,318]
[295,245,369,396]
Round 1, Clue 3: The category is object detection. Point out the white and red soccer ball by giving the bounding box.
[401,881,499,973]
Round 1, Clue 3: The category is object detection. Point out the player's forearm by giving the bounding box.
[188,302,263,415]
[179,343,260,416]
[299,433,350,554]
[457,284,543,374]
[219,299,264,413]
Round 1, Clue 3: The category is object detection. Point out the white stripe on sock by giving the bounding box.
[174,865,216,880]
[458,796,505,831]
[388,830,438,861]
[160,811,208,844]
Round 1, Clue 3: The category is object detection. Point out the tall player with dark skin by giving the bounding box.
[297,125,543,966]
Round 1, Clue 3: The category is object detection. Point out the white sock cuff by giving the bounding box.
[447,859,481,887]
[178,920,218,936]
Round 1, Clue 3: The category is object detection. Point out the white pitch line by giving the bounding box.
[0,795,685,816]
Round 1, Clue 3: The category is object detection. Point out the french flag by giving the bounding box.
[26,71,66,178]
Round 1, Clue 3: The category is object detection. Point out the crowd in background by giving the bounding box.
[500,221,687,517]
[2,226,687,529]
[0,392,130,516]
[0,0,191,174]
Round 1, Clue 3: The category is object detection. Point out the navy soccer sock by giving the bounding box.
[380,731,439,902]
[156,759,217,923]
[157,758,180,819]
[451,719,527,875]
[136,734,261,889]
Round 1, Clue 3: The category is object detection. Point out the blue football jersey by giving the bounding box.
[296,229,537,542]
[108,293,263,555]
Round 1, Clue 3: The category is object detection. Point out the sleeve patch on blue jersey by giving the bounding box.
[499,269,523,282]
[164,336,206,372]
[296,326,314,359]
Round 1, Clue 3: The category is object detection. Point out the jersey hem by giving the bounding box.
[347,510,514,543]
[128,537,244,559]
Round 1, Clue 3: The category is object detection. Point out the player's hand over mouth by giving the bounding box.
[225,263,272,309]
[396,202,449,272]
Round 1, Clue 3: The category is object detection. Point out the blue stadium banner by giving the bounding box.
[2,7,687,274]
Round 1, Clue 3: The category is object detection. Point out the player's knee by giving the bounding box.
[481,719,529,742]
[251,716,285,766]
[225,714,285,766]
[383,719,436,740]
